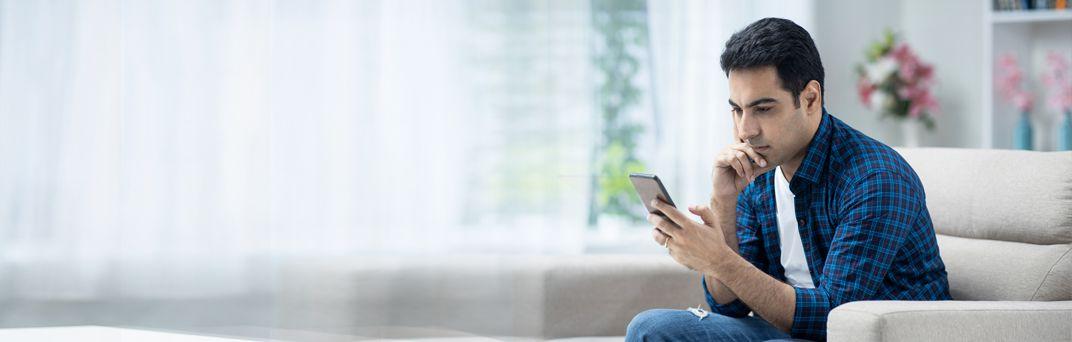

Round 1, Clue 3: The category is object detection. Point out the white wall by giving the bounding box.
[900,0,985,148]
[814,0,904,146]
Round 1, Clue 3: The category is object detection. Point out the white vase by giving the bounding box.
[901,120,920,147]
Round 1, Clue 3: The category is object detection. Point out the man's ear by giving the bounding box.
[801,80,822,115]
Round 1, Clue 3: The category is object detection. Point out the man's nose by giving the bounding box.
[737,114,760,141]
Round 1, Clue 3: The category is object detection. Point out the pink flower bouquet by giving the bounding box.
[996,53,1034,113]
[855,31,939,130]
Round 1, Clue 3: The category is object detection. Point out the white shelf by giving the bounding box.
[992,9,1072,24]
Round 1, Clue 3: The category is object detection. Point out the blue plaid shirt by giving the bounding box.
[702,110,951,341]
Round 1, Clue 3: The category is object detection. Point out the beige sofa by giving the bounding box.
[268,148,1070,341]
[825,148,1072,341]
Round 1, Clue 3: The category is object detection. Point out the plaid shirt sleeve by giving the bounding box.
[702,190,769,317]
[790,169,922,340]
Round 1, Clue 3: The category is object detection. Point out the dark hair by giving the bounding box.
[720,18,824,107]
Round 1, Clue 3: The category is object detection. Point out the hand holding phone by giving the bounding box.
[629,173,675,216]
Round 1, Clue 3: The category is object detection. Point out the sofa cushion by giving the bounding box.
[895,148,1072,245]
[936,234,1072,301]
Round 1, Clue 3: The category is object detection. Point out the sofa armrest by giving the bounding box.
[827,300,1072,342]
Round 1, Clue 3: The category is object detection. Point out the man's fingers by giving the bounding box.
[718,152,745,180]
[650,199,692,229]
[731,144,768,169]
[647,213,679,238]
[733,150,754,182]
[646,213,661,228]
[725,153,747,181]
[652,227,670,245]
[688,205,717,225]
[728,152,754,183]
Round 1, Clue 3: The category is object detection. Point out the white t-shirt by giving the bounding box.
[774,166,816,289]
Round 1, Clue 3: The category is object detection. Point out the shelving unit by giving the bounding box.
[983,4,1072,150]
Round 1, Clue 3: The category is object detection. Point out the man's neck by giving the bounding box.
[780,150,806,183]
[781,111,824,183]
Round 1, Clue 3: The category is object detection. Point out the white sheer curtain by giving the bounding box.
[0,0,814,323]
[0,0,593,302]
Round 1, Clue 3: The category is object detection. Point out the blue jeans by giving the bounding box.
[626,309,807,342]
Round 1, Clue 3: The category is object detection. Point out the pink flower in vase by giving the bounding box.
[996,53,1033,113]
[893,44,920,80]
[890,43,913,63]
[899,84,939,119]
[1041,52,1072,113]
[857,76,876,108]
[915,63,935,87]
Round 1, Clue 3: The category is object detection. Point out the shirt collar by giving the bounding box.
[790,108,831,186]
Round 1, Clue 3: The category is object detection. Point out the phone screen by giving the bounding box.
[629,173,676,215]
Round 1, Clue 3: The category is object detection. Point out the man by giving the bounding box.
[625,18,951,341]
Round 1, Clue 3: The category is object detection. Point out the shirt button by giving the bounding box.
[798,218,806,226]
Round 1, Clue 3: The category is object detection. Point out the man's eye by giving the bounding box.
[755,107,772,113]
[731,108,742,115]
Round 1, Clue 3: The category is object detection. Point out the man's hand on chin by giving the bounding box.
[710,141,775,206]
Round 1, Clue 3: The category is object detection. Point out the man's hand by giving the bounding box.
[649,198,797,333]
[711,142,775,203]
[648,200,730,273]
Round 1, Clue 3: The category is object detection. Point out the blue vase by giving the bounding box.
[1014,112,1033,150]
[1059,111,1072,151]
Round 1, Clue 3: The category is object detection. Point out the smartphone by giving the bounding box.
[629,173,676,216]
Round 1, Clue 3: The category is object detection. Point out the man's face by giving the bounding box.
[727,66,812,168]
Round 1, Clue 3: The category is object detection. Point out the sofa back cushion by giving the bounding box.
[894,148,1072,245]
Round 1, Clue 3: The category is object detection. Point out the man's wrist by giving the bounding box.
[702,243,738,276]
[709,193,739,247]
[709,193,737,210]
